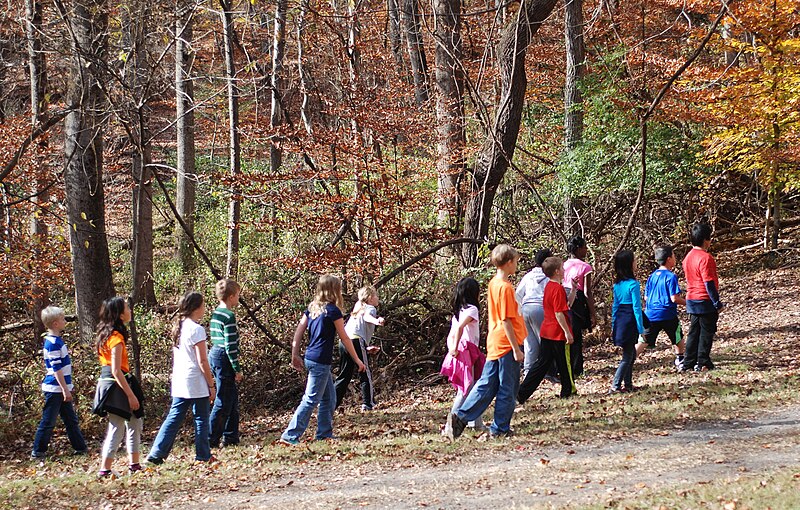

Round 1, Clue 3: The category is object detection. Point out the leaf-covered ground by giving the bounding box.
[2,249,799,509]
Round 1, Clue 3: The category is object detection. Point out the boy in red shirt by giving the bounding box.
[681,223,724,372]
[446,244,525,440]
[517,257,576,401]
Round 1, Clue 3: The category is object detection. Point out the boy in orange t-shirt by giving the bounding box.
[446,244,525,440]
[517,257,576,401]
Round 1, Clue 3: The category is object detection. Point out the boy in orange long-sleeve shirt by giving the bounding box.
[446,244,525,440]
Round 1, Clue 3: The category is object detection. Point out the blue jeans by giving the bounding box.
[209,346,239,446]
[456,350,520,435]
[281,359,336,442]
[148,397,211,461]
[32,391,87,456]
[612,342,637,390]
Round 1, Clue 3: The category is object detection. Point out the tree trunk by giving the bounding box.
[125,0,157,307]
[387,0,406,73]
[433,0,465,231]
[563,0,585,236]
[270,0,288,172]
[26,0,50,342]
[64,0,115,342]
[401,0,429,105]
[297,0,313,135]
[175,0,197,272]
[461,0,559,266]
[221,0,241,279]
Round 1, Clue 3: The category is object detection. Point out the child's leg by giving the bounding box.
[282,359,329,442]
[315,370,337,440]
[149,398,189,461]
[101,414,127,470]
[624,343,636,388]
[32,392,63,456]
[570,322,584,377]
[682,314,701,370]
[611,342,635,391]
[334,341,357,408]
[223,381,240,445]
[209,347,234,446]
[456,360,500,423]
[697,311,718,369]
[521,304,542,376]
[125,416,143,465]
[59,398,87,452]
[518,340,556,403]
[192,397,212,461]
[491,351,521,434]
[357,342,376,409]
[553,342,573,398]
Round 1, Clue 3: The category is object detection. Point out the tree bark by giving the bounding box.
[220,0,242,279]
[64,0,115,342]
[175,0,197,272]
[387,0,406,73]
[269,0,288,172]
[433,0,465,231]
[26,0,50,342]
[401,0,429,105]
[297,0,313,135]
[461,0,559,266]
[125,0,156,307]
[563,0,585,236]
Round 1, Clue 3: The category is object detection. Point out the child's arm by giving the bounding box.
[110,344,139,411]
[502,319,524,362]
[46,341,72,401]
[585,271,596,326]
[53,369,72,402]
[363,314,385,326]
[449,315,475,357]
[555,311,574,345]
[567,277,579,307]
[335,319,366,372]
[631,283,645,335]
[671,294,686,306]
[194,341,216,403]
[290,315,309,372]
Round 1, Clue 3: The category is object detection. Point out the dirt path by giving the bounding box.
[171,405,800,509]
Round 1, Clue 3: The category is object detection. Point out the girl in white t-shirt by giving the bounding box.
[147,292,216,465]
[440,278,486,436]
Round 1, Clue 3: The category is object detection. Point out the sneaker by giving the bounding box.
[445,413,467,441]
[30,451,46,460]
[674,356,683,369]
[360,404,373,412]
[489,429,514,439]
[196,455,218,463]
[72,449,88,456]
[221,439,240,447]
[278,437,300,446]
[128,463,143,473]
[146,456,164,466]
[97,469,115,478]
[607,387,622,395]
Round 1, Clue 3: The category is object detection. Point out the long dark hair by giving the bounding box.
[614,250,636,283]
[451,277,480,317]
[172,291,205,347]
[94,296,129,354]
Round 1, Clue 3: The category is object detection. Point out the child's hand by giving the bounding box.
[565,332,574,345]
[235,372,243,383]
[448,348,458,358]
[209,386,216,404]
[513,347,524,363]
[63,390,73,403]
[366,345,380,355]
[291,355,304,372]
[571,277,580,288]
[356,360,366,372]
[128,394,140,412]
[376,317,385,326]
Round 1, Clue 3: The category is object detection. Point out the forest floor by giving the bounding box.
[2,249,800,509]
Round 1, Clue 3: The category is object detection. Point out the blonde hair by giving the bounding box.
[352,285,378,317]
[308,275,343,319]
[491,244,519,267]
[215,278,241,301]
[41,306,65,329]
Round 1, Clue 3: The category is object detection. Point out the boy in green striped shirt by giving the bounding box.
[209,278,242,447]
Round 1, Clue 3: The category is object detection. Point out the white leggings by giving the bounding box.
[101,414,143,459]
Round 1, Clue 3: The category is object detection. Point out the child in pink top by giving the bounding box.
[441,278,486,436]
[563,236,595,377]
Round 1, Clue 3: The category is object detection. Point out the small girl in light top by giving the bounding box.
[147,291,216,464]
[609,250,645,394]
[440,277,486,436]
[563,236,595,377]
[334,285,385,411]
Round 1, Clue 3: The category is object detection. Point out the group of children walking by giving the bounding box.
[30,223,722,468]
[443,223,723,440]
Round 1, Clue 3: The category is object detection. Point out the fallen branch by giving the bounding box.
[374,238,483,289]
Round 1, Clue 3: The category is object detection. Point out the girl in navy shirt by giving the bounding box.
[610,250,645,394]
[280,275,365,444]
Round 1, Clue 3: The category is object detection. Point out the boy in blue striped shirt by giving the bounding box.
[31,306,87,459]
[209,279,243,447]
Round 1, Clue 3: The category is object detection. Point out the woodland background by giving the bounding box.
[0,0,798,434]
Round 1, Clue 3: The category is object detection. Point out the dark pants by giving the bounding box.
[32,391,87,456]
[570,290,590,377]
[518,339,574,402]
[683,311,718,370]
[209,346,239,446]
[334,339,375,409]
[612,341,637,390]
